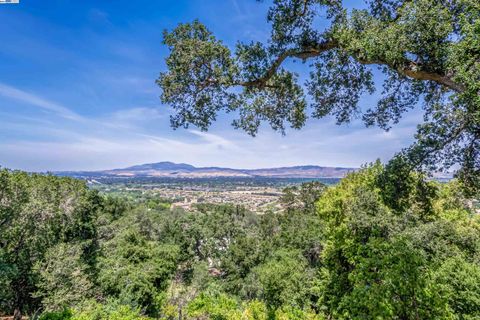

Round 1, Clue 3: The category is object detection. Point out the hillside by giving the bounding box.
[57,161,357,179]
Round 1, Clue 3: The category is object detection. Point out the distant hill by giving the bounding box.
[57,161,357,179]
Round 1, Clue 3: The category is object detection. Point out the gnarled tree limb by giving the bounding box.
[238,40,465,92]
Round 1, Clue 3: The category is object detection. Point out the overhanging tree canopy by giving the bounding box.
[157,0,479,193]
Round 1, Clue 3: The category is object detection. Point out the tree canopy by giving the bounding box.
[1,165,480,319]
[157,0,480,194]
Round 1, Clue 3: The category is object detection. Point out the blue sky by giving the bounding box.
[0,0,421,171]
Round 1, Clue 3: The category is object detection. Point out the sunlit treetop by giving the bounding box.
[157,0,480,194]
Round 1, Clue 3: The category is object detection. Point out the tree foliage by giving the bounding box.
[0,169,100,319]
[158,0,480,193]
[1,167,479,319]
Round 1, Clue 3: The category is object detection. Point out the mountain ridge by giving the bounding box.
[57,161,357,179]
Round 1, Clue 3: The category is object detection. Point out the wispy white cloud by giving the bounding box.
[0,132,246,171]
[110,107,163,121]
[0,83,84,121]
[88,8,112,26]
[230,0,243,16]
[0,118,416,171]
[189,129,241,150]
[0,81,419,171]
[98,107,165,129]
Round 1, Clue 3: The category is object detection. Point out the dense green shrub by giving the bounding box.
[2,165,479,319]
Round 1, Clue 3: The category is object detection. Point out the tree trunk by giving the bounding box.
[13,308,22,320]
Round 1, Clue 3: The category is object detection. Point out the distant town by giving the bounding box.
[91,176,341,213]
[104,183,282,212]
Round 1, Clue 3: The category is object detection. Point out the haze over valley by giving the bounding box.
[57,161,356,179]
